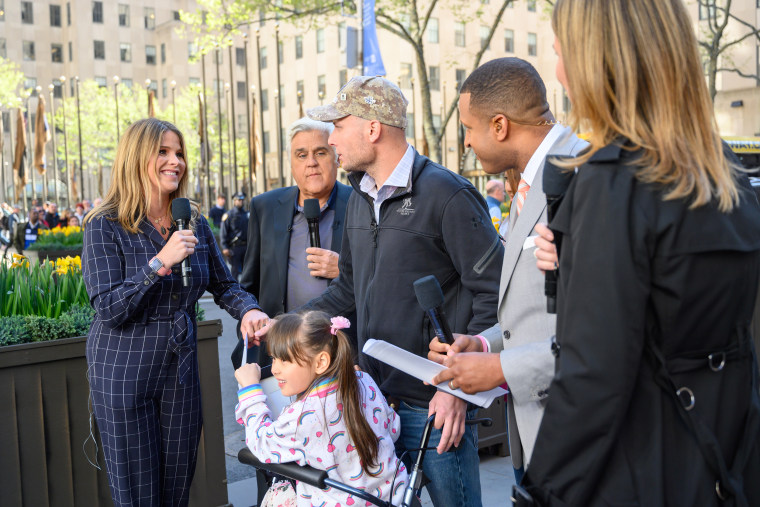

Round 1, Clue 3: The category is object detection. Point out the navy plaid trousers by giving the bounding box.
[83,214,259,506]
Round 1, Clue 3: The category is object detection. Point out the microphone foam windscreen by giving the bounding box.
[413,275,444,311]
[303,199,321,220]
[171,198,192,222]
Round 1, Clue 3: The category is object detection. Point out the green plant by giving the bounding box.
[59,304,96,336]
[0,316,32,346]
[195,302,206,322]
[27,226,84,251]
[25,315,75,342]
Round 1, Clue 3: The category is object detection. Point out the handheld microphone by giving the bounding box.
[542,156,574,314]
[303,198,321,249]
[414,275,456,345]
[171,198,193,287]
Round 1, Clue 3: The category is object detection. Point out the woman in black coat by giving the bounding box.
[525,1,760,505]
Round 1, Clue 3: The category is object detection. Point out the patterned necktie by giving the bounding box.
[515,178,530,215]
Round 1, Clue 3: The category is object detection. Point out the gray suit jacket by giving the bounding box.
[481,125,587,469]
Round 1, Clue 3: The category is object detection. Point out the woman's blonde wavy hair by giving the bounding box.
[84,118,198,232]
[552,0,740,211]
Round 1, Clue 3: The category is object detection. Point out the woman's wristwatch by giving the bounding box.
[149,256,171,276]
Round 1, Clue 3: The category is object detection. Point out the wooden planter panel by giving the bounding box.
[0,319,228,507]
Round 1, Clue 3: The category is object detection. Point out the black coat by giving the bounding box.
[522,142,760,506]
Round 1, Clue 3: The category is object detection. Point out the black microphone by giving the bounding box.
[171,198,193,287]
[303,198,321,249]
[414,275,456,345]
[542,156,574,314]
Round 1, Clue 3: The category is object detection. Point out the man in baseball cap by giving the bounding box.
[300,76,502,507]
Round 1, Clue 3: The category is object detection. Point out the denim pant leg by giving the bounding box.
[395,401,482,507]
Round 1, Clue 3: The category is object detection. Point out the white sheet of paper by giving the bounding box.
[261,376,296,417]
[362,339,507,408]
[243,332,249,365]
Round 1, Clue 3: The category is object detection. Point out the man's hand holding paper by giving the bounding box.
[429,333,506,395]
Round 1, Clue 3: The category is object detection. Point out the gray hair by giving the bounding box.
[287,117,336,162]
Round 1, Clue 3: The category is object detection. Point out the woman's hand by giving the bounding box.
[240,309,270,345]
[235,363,262,387]
[534,223,558,273]
[156,230,198,269]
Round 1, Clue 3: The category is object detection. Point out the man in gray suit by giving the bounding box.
[429,57,587,482]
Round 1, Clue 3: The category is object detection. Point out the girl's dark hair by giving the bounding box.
[267,311,379,474]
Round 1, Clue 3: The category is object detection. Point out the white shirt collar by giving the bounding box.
[359,144,415,197]
[522,124,567,186]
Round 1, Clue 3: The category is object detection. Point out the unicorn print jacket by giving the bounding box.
[236,371,408,507]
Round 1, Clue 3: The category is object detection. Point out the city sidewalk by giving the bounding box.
[201,298,516,507]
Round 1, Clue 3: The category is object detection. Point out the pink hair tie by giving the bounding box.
[330,316,351,335]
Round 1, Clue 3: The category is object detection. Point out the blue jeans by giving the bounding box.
[395,401,482,507]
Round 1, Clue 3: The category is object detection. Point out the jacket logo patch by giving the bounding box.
[397,197,415,216]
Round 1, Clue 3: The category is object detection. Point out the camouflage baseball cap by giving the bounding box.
[307,76,408,129]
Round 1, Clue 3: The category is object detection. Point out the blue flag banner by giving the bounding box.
[363,0,386,76]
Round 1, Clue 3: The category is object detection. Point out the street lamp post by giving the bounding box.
[48,84,59,204]
[214,43,225,197]
[75,76,84,201]
[225,82,234,195]
[60,75,71,207]
[243,32,252,196]
[319,91,325,105]
[227,42,238,195]
[254,29,266,192]
[201,50,211,210]
[113,76,120,140]
[171,80,177,124]
[274,23,284,188]
[35,85,45,202]
[273,89,282,188]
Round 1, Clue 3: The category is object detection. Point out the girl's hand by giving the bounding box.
[156,230,198,269]
[235,363,262,387]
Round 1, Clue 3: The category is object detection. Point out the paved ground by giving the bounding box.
[200,298,516,506]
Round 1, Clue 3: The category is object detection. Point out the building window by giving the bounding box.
[121,78,133,89]
[429,66,440,91]
[338,22,346,49]
[52,81,62,98]
[68,41,72,61]
[504,29,514,53]
[25,77,37,91]
[120,43,131,62]
[295,36,303,59]
[317,75,326,97]
[162,79,167,98]
[279,85,285,107]
[296,80,304,101]
[1,112,9,132]
[339,69,348,87]
[527,0,536,12]
[214,49,223,65]
[0,0,4,21]
[188,42,198,59]
[238,114,246,133]
[433,114,441,135]
[146,45,156,65]
[118,4,129,26]
[455,68,466,88]
[237,81,246,100]
[144,7,155,29]
[406,113,415,139]
[263,131,270,153]
[455,22,465,47]
[480,26,490,50]
[400,63,413,88]
[527,32,537,56]
[0,39,6,59]
[259,46,267,69]
[66,2,70,25]
[21,1,33,24]
[94,40,105,60]
[236,47,245,66]
[95,76,107,88]
[23,41,35,61]
[92,1,103,23]
[51,44,63,63]
[316,28,325,53]
[50,4,61,27]
[699,3,717,20]
[189,77,200,86]
[213,79,222,95]
[173,10,180,21]
[261,89,268,111]
[428,18,439,44]
[160,43,166,64]
[278,41,283,64]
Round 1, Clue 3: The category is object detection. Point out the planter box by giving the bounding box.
[24,248,83,264]
[0,319,229,507]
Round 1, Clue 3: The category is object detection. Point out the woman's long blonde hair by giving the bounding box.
[552,0,740,211]
[84,118,196,232]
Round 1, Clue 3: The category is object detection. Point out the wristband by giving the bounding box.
[474,334,489,353]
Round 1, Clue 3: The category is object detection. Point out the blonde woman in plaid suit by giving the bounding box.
[82,118,270,507]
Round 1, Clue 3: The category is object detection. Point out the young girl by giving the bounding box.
[235,311,408,506]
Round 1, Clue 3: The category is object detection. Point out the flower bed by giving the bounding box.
[27,225,84,251]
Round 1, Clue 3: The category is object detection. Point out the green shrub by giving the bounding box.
[25,315,75,342]
[0,315,32,346]
[59,305,96,336]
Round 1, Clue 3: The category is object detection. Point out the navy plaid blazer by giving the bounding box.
[83,213,260,385]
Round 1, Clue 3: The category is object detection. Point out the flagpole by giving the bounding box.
[113,76,120,140]
[254,29,267,192]
[201,51,211,211]
[214,43,225,198]
[243,32,252,196]
[27,94,36,204]
[274,23,284,188]
[49,84,59,205]
[225,82,233,196]
[75,76,84,202]
[60,76,71,207]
